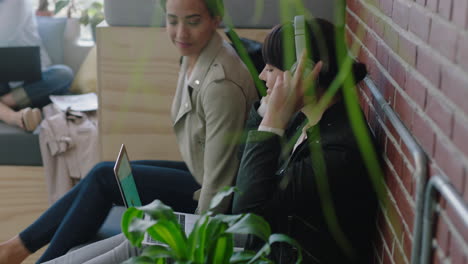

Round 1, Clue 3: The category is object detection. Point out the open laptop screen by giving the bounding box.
[114,144,142,208]
[0,46,42,82]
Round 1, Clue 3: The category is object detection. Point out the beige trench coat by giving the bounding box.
[171,32,258,213]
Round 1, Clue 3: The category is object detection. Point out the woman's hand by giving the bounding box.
[261,52,322,130]
[257,95,270,117]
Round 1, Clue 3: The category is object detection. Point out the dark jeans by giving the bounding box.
[19,160,200,264]
[0,64,73,108]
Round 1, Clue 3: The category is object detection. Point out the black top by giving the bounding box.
[233,101,378,263]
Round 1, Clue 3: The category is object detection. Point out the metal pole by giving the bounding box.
[363,77,427,264]
[420,176,468,264]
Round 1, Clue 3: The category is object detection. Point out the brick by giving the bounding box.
[429,18,458,61]
[384,23,399,52]
[393,243,409,264]
[427,0,439,12]
[392,0,410,30]
[452,0,468,29]
[398,34,417,67]
[405,74,427,108]
[434,213,451,254]
[383,245,393,264]
[401,162,414,195]
[457,33,468,74]
[347,11,359,33]
[409,5,432,42]
[434,137,465,189]
[452,116,468,157]
[346,30,354,49]
[395,91,413,129]
[412,112,435,155]
[402,231,412,261]
[393,185,415,232]
[447,205,468,258]
[438,0,453,20]
[387,200,405,244]
[388,55,407,89]
[380,0,394,17]
[373,14,385,38]
[386,137,403,175]
[449,238,468,264]
[425,95,453,135]
[440,67,468,115]
[377,41,390,68]
[416,47,441,87]
[347,0,360,14]
[381,219,395,253]
[366,31,378,55]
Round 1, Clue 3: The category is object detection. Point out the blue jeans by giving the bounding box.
[19,160,200,264]
[0,64,73,108]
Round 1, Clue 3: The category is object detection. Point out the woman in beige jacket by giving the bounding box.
[0,0,257,263]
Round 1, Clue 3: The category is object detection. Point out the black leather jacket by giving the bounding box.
[233,101,378,263]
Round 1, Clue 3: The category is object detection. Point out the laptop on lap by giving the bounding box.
[0,46,42,82]
[113,144,199,245]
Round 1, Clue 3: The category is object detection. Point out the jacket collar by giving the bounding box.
[172,32,224,125]
[182,32,224,90]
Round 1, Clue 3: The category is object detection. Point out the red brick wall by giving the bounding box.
[346,0,468,263]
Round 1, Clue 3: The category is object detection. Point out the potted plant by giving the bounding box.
[78,1,104,40]
[121,187,302,263]
[54,0,104,40]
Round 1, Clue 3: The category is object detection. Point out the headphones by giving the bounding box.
[290,15,315,78]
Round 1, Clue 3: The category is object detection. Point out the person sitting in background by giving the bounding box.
[0,0,73,131]
[232,18,378,263]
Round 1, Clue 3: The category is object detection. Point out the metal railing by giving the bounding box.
[363,77,428,264]
[420,176,468,264]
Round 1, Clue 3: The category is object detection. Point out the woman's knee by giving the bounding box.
[86,162,115,184]
[43,65,74,94]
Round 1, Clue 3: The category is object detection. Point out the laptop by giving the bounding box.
[113,144,200,245]
[113,144,246,248]
[0,46,42,82]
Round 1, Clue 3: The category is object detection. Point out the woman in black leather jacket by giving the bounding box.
[232,18,378,263]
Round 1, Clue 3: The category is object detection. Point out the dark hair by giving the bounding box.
[160,0,224,18]
[262,18,367,89]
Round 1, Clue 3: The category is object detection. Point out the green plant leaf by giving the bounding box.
[229,251,257,263]
[187,215,210,262]
[268,234,302,264]
[121,256,155,264]
[146,219,189,260]
[213,214,244,225]
[225,214,271,242]
[121,207,146,247]
[54,0,69,14]
[206,233,234,264]
[141,245,174,259]
[139,200,178,222]
[90,1,103,9]
[247,243,270,264]
[204,218,230,256]
[79,12,89,26]
[209,186,238,211]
